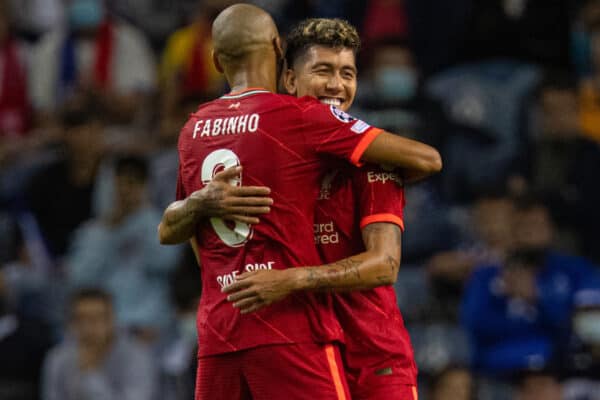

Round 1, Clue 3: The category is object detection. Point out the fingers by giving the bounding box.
[222,279,252,294]
[213,166,242,182]
[230,186,272,197]
[226,289,256,302]
[232,296,258,309]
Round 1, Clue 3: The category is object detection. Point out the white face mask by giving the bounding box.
[574,311,600,344]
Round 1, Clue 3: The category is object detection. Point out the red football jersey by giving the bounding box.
[176,88,382,357]
[315,165,418,385]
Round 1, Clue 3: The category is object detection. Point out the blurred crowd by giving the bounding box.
[1,0,600,399]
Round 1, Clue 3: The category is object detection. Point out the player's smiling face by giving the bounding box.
[284,45,357,112]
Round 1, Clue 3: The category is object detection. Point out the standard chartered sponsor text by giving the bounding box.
[314,222,339,244]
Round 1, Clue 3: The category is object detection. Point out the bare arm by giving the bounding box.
[223,222,402,314]
[158,167,273,245]
[362,131,442,183]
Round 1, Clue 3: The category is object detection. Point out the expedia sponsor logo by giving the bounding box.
[367,171,403,186]
[314,222,339,245]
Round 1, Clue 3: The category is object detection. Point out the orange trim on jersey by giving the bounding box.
[349,128,383,166]
[324,345,348,400]
[360,213,405,231]
[412,386,419,400]
[225,87,269,96]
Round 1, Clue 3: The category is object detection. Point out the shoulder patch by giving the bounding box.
[330,105,356,123]
[351,120,370,134]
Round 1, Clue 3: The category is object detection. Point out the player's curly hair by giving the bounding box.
[285,18,361,68]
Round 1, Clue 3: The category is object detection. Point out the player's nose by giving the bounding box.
[326,74,343,91]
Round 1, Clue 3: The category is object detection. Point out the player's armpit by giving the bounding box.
[361,132,442,183]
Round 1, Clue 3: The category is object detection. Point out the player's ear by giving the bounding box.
[212,50,224,73]
[283,68,297,96]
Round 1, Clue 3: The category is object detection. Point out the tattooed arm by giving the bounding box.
[223,222,402,314]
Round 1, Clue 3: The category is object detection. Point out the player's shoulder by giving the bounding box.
[265,93,322,111]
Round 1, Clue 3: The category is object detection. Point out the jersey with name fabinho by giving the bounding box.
[176,88,382,357]
[315,165,417,385]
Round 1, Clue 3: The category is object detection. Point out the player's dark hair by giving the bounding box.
[115,154,149,182]
[285,18,361,68]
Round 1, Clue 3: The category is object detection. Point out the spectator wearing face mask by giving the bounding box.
[28,0,156,125]
[562,289,600,400]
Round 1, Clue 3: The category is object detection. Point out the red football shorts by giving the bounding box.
[345,360,418,400]
[195,343,350,400]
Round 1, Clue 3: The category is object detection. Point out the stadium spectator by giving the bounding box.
[65,154,180,341]
[41,288,158,400]
[24,97,105,258]
[0,267,54,400]
[159,0,228,119]
[426,60,541,202]
[530,72,600,263]
[461,197,600,376]
[428,192,515,283]
[28,0,156,124]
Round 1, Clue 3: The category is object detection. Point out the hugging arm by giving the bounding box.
[223,222,402,314]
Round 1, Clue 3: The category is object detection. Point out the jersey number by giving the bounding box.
[201,149,252,247]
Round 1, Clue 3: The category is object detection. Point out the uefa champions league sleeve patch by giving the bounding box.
[330,105,356,123]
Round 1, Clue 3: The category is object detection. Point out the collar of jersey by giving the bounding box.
[220,87,270,100]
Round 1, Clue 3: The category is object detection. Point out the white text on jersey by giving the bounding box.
[193,113,260,138]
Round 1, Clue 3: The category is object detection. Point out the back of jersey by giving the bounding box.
[177,88,382,356]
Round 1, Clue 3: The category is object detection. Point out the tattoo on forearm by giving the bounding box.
[306,258,362,289]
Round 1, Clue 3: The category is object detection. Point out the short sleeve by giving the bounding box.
[300,100,382,166]
[351,164,406,231]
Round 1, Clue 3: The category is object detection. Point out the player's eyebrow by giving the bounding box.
[311,62,357,75]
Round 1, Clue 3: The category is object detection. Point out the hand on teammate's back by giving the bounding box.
[191,166,273,225]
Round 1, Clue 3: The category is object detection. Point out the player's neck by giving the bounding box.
[225,52,277,94]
